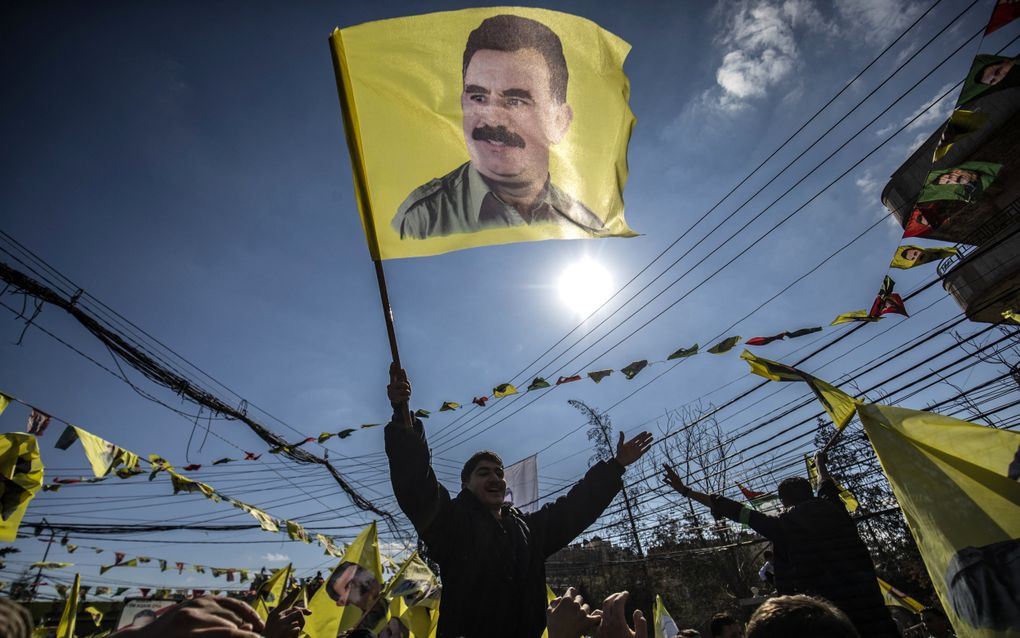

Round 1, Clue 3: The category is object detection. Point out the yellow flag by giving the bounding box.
[306,521,383,637]
[57,573,80,638]
[831,310,881,325]
[889,245,957,270]
[740,351,860,431]
[69,426,140,478]
[0,393,9,415]
[0,433,44,542]
[373,551,440,636]
[858,403,1020,638]
[84,605,104,626]
[804,454,859,513]
[876,577,924,613]
[254,564,292,621]
[652,594,680,638]
[330,8,637,260]
[492,383,518,398]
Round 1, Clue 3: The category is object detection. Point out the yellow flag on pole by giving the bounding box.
[329,7,637,260]
[254,564,292,621]
[0,433,44,542]
[305,521,383,637]
[805,454,859,513]
[652,594,680,638]
[858,403,1020,637]
[740,351,860,431]
[56,573,80,638]
[876,577,924,614]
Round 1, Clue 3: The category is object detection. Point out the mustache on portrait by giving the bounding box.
[472,125,526,149]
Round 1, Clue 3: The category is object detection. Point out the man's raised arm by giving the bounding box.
[383,365,450,542]
[662,464,783,540]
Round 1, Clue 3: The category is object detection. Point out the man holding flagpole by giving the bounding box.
[385,365,652,638]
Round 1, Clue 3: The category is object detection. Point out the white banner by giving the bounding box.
[503,454,539,513]
[116,599,177,629]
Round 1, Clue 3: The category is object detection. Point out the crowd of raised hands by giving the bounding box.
[547,588,648,638]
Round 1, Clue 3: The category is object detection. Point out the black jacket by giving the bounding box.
[711,480,900,638]
[385,413,624,638]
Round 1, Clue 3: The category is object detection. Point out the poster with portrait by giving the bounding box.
[330,7,638,260]
[116,599,177,629]
[917,162,1002,204]
[956,55,1019,107]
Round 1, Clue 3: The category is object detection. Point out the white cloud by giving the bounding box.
[835,0,925,46]
[855,170,882,199]
[697,0,836,113]
[262,552,290,562]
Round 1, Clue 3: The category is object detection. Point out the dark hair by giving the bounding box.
[763,550,773,559]
[746,595,859,638]
[777,477,813,505]
[463,14,569,103]
[461,450,503,483]
[710,613,740,637]
[679,630,701,637]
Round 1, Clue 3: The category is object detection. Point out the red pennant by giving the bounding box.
[176,562,185,574]
[902,204,946,238]
[183,464,202,471]
[192,589,205,597]
[986,0,1020,33]
[139,588,150,598]
[556,375,582,385]
[472,396,489,407]
[115,552,125,564]
[738,482,765,500]
[244,452,261,461]
[871,293,908,318]
[53,478,82,485]
[745,333,786,347]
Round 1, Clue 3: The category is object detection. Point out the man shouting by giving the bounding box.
[385,365,652,638]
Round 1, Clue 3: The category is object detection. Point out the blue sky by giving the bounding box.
[2,0,1016,598]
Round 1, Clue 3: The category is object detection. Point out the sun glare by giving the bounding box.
[557,259,614,318]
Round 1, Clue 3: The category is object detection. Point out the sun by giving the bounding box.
[557,258,614,318]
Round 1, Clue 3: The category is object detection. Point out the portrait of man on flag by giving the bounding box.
[326,561,382,612]
[330,7,637,260]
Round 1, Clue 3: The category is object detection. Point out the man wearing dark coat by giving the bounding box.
[385,365,652,638]
[662,453,900,638]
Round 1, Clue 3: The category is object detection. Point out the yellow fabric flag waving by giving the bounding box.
[254,564,292,621]
[652,595,680,638]
[858,403,1020,637]
[371,551,440,636]
[57,573,80,638]
[740,350,860,430]
[0,433,44,542]
[306,521,383,637]
[330,7,637,260]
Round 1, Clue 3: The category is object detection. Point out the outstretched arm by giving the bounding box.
[662,464,783,540]
[383,364,454,554]
[531,431,653,557]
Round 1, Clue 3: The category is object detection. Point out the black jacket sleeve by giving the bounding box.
[525,459,625,558]
[710,494,785,541]
[384,408,458,558]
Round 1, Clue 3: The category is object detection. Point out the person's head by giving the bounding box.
[677,630,701,638]
[710,613,744,638]
[746,595,860,638]
[935,168,979,186]
[978,58,1015,85]
[461,14,573,190]
[777,477,813,508]
[763,550,773,561]
[920,606,953,638]
[131,609,158,627]
[901,247,924,262]
[0,598,34,638]
[327,562,381,611]
[461,450,506,509]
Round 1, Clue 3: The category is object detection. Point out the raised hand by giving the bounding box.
[661,464,689,496]
[594,591,647,638]
[547,586,603,638]
[614,431,653,467]
[387,363,411,405]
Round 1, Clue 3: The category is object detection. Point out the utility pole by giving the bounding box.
[568,400,645,558]
[29,518,55,601]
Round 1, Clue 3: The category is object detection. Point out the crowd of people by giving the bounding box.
[0,366,960,637]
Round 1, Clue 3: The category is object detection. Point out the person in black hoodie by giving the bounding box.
[385,365,652,638]
[662,453,899,638]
